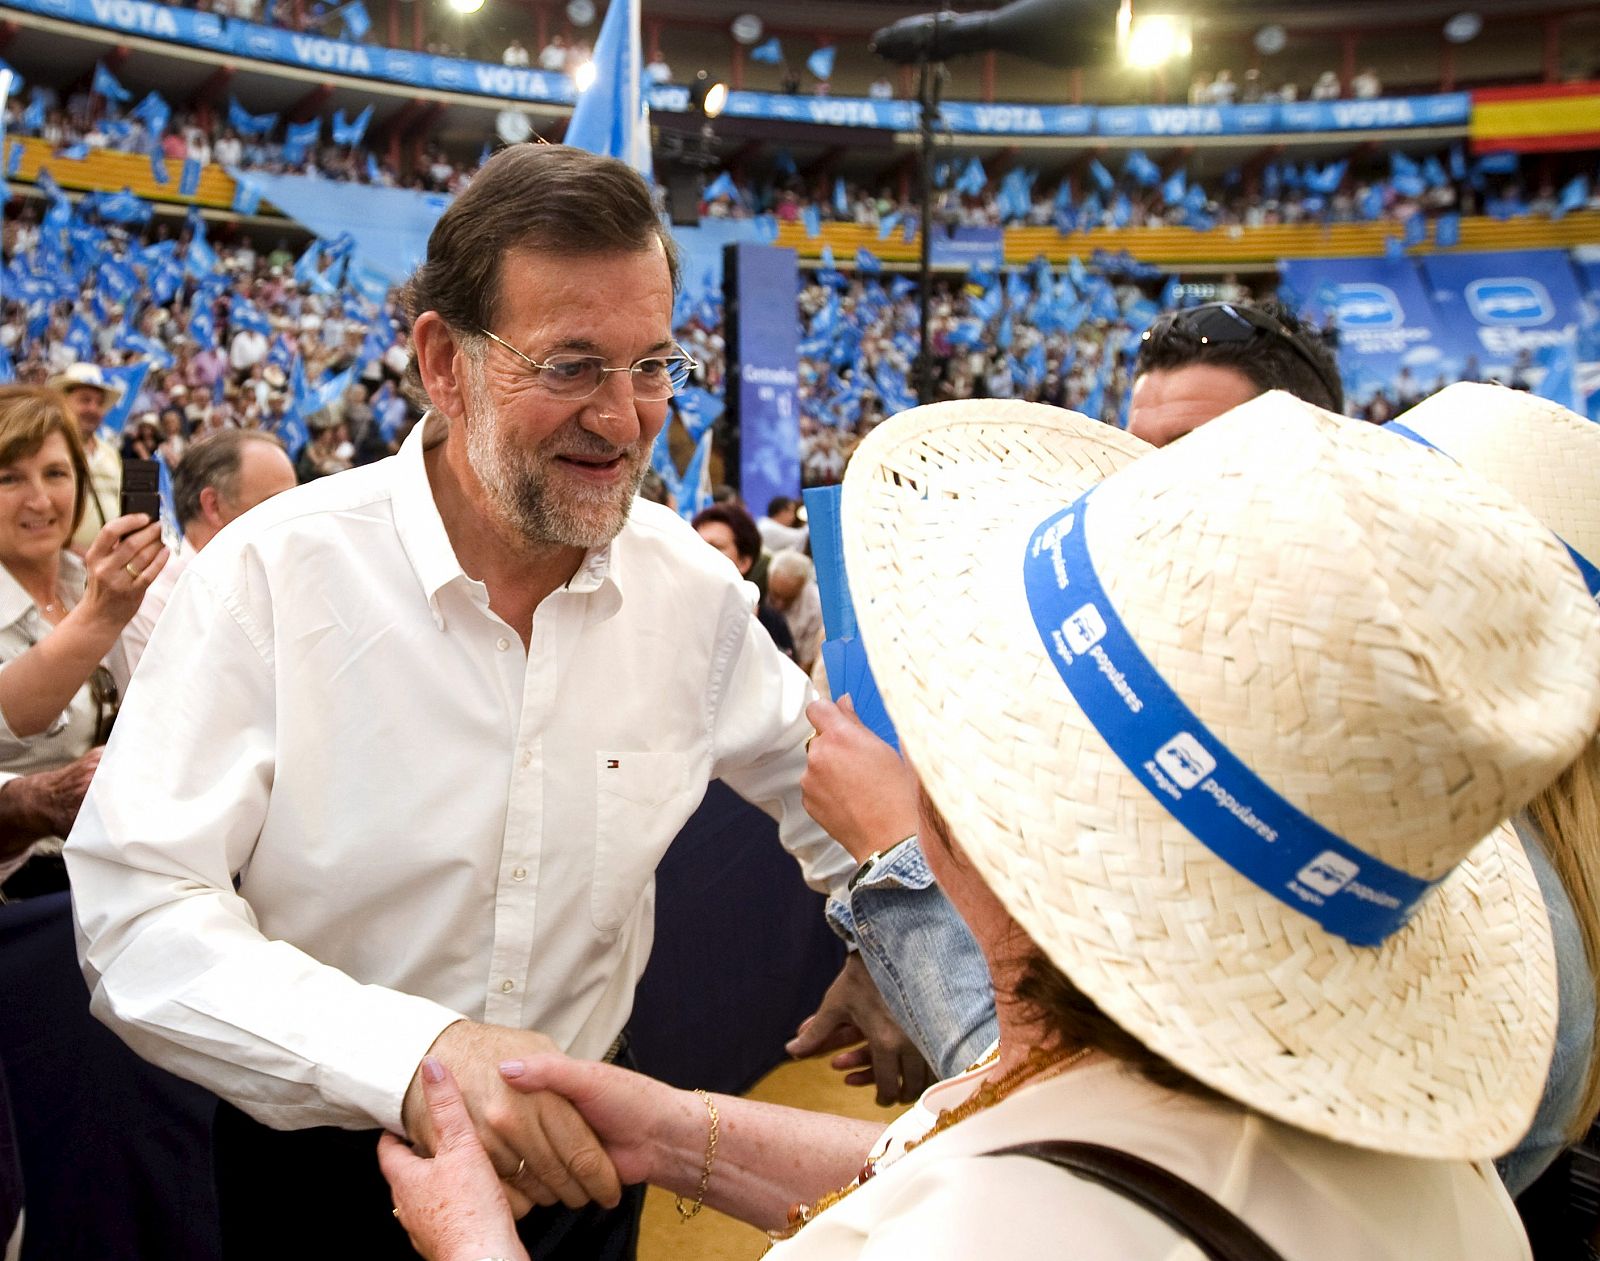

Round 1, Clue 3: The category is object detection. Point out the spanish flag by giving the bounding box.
[1472,81,1600,154]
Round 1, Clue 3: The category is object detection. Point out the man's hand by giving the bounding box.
[401,1021,621,1219]
[380,1057,529,1261]
[0,748,104,856]
[802,698,918,864]
[786,954,932,1106]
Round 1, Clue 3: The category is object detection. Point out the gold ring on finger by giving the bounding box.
[515,1157,527,1180]
[805,732,817,753]
[125,563,141,580]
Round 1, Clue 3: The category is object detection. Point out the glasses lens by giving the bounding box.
[1184,305,1259,345]
[535,356,605,399]
[631,355,694,401]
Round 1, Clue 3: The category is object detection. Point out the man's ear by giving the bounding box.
[198,485,228,529]
[412,311,470,422]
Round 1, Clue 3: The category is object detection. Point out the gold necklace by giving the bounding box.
[768,1044,1092,1244]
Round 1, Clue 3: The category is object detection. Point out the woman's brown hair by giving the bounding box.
[0,385,90,536]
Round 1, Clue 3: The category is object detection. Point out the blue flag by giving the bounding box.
[1554,174,1590,221]
[231,177,262,215]
[1535,341,1579,413]
[833,176,849,217]
[91,63,131,103]
[1402,213,1428,247]
[65,315,94,362]
[4,143,19,179]
[340,0,370,39]
[1124,150,1161,187]
[703,170,738,203]
[188,302,218,351]
[750,37,783,65]
[283,117,321,164]
[150,151,169,185]
[954,158,987,198]
[806,46,835,80]
[99,363,150,436]
[229,294,273,336]
[22,94,43,133]
[180,158,201,196]
[186,234,219,278]
[130,90,170,138]
[565,0,649,175]
[365,152,383,184]
[227,97,278,139]
[1088,158,1115,194]
[94,189,152,224]
[58,142,89,161]
[855,247,881,274]
[331,105,373,147]
[1435,211,1461,248]
[803,204,821,238]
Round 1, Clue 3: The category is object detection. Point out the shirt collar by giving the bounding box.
[391,411,626,627]
[0,550,86,632]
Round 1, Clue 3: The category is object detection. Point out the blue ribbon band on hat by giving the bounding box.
[1022,489,1436,947]
[1387,421,1600,603]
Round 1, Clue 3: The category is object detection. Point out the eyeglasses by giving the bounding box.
[473,328,698,402]
[1140,303,1343,408]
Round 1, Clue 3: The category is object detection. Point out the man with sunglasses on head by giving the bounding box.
[1128,299,1344,446]
[64,145,883,1261]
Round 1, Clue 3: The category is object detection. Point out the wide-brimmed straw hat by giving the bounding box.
[842,392,1600,1160]
[1389,382,1600,598]
[47,362,124,399]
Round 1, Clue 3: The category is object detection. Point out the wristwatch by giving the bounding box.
[847,834,916,892]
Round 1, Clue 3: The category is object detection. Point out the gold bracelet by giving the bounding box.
[674,1088,719,1222]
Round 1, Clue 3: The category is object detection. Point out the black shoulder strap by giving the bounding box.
[986,1141,1289,1261]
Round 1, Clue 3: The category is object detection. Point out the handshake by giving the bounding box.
[379,1020,688,1261]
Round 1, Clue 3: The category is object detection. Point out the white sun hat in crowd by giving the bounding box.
[46,362,124,399]
[1389,382,1600,600]
[842,391,1600,1160]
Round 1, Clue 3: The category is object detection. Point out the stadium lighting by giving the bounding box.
[690,70,728,119]
[447,0,484,12]
[1124,14,1191,68]
[573,58,597,92]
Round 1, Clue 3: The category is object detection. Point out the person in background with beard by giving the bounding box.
[65,144,905,1261]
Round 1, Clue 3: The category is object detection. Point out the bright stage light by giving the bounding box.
[1125,14,1191,68]
[447,0,484,13]
[573,58,597,92]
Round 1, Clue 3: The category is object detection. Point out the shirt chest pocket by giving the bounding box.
[592,751,703,933]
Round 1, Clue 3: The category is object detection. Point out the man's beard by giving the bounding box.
[462,365,647,551]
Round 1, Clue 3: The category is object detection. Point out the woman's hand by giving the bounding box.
[498,1054,687,1190]
[802,697,919,863]
[78,514,168,633]
[378,1057,530,1261]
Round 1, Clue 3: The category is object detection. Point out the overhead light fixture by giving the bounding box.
[1443,12,1482,43]
[565,0,595,25]
[1253,24,1286,56]
[730,14,763,45]
[447,0,484,13]
[689,69,728,119]
[1124,14,1191,68]
[573,58,597,92]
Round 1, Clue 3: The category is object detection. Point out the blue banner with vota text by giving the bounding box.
[1421,250,1586,380]
[928,226,1004,270]
[726,243,801,514]
[1279,255,1455,408]
[0,0,1478,136]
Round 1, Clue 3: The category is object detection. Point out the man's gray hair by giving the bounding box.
[768,550,814,585]
[173,429,288,527]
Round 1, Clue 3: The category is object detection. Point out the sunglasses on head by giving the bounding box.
[1141,303,1343,408]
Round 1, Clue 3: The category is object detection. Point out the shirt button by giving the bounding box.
[511,866,527,881]
[501,979,515,993]
[520,750,533,769]
[496,637,510,652]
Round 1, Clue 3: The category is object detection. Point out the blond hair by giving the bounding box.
[0,385,91,536]
[1527,737,1600,1140]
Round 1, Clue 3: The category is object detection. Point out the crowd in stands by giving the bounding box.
[1188,65,1383,106]
[702,146,1595,238]
[0,188,418,480]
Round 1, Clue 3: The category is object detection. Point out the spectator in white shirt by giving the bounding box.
[644,54,671,84]
[118,429,298,677]
[867,77,894,100]
[1311,69,1342,100]
[757,494,808,554]
[1352,66,1382,99]
[66,144,912,1261]
[503,38,530,67]
[538,35,567,71]
[227,326,269,375]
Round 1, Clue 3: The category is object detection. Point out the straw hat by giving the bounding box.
[47,362,124,399]
[842,392,1600,1159]
[1389,382,1600,591]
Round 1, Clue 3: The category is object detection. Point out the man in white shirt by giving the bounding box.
[766,549,824,674]
[756,494,808,554]
[67,145,882,1261]
[119,429,298,676]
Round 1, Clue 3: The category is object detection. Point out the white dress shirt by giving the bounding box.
[772,1057,1530,1260]
[117,536,194,679]
[67,413,853,1133]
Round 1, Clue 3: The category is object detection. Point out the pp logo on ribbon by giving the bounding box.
[1153,733,1216,790]
[1060,603,1107,655]
[1296,851,1360,897]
